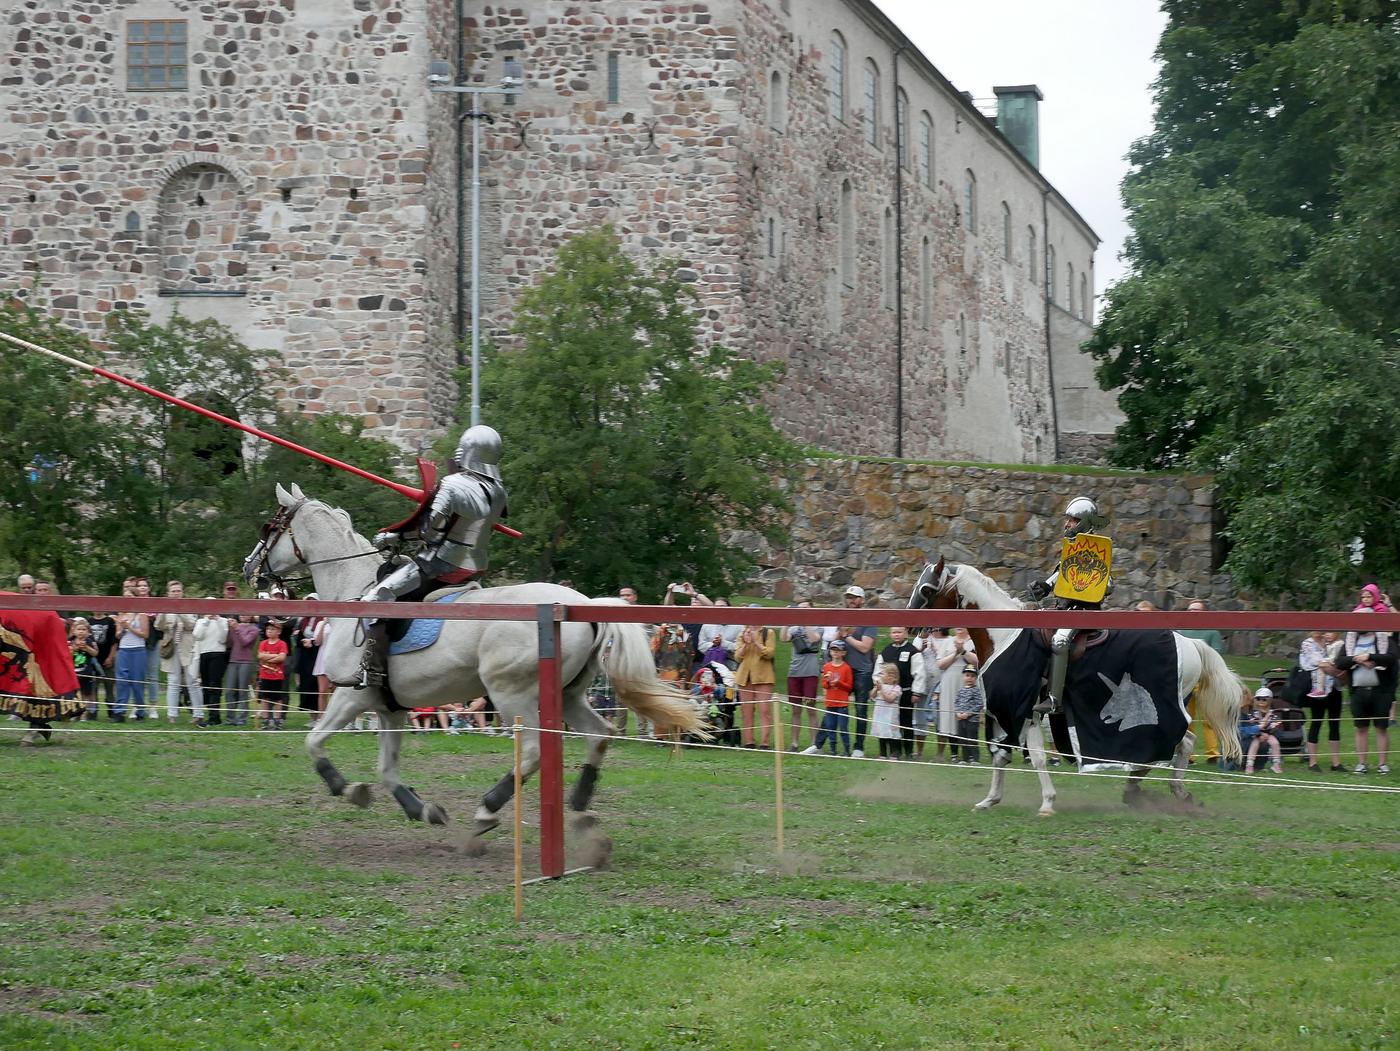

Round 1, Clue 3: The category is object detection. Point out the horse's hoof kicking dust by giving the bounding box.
[423,802,449,826]
[345,783,373,808]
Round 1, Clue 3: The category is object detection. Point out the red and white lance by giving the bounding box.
[0,326,522,538]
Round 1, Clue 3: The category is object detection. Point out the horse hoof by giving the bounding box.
[472,817,500,838]
[424,802,449,826]
[973,801,996,812]
[572,810,599,831]
[345,782,373,809]
[1038,808,1055,818]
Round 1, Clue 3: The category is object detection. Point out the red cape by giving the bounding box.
[0,596,79,698]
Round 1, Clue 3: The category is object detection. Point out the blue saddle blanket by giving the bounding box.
[387,594,461,656]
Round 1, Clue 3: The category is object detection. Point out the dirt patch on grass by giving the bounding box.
[0,984,92,1026]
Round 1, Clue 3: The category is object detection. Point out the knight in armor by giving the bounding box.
[1026,496,1111,716]
[356,424,509,688]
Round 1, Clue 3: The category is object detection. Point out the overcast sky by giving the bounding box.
[877,0,1167,300]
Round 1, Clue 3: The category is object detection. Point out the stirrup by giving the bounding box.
[1033,695,1061,716]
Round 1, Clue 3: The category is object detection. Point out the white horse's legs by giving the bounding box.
[470,728,541,838]
[1168,730,1196,803]
[370,709,447,825]
[974,737,1012,812]
[1026,716,1057,817]
[307,686,377,805]
[563,689,617,818]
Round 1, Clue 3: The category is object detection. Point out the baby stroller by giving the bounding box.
[1260,668,1306,757]
[689,659,738,746]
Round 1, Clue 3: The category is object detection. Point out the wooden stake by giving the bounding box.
[513,716,524,922]
[772,695,785,856]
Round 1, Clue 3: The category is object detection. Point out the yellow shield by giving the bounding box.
[1054,533,1113,603]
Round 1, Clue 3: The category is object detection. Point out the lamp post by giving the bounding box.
[428,59,524,428]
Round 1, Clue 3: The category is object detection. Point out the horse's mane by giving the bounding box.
[306,499,371,549]
[944,563,1023,611]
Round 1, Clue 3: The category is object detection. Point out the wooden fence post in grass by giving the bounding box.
[772,695,785,855]
[513,716,524,922]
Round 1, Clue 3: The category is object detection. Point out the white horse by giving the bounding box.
[243,483,703,844]
[909,557,1244,816]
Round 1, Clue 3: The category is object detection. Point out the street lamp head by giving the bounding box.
[500,60,524,90]
[427,59,453,86]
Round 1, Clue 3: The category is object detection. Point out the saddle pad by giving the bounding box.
[387,594,463,656]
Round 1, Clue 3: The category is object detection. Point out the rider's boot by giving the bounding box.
[1034,629,1073,715]
[357,620,390,690]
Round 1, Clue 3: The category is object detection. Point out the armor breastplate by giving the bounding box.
[430,473,509,574]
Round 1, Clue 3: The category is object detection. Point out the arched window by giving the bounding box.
[158,163,244,294]
[1067,261,1075,314]
[918,112,933,189]
[958,312,968,355]
[862,59,880,148]
[1001,202,1012,260]
[920,235,932,330]
[895,88,909,169]
[963,169,977,234]
[1047,243,1057,302]
[840,179,855,289]
[124,210,142,233]
[1081,272,1090,320]
[769,70,786,131]
[1027,227,1037,282]
[828,32,847,121]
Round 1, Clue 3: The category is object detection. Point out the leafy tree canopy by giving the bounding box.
[1087,2,1400,596]
[476,227,800,598]
[0,303,406,595]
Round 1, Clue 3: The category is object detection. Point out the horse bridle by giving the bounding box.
[250,499,380,589]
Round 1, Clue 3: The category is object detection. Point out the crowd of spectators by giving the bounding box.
[7,573,1397,773]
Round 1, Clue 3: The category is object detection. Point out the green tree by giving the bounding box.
[0,306,409,595]
[1088,3,1400,596]
[478,228,799,597]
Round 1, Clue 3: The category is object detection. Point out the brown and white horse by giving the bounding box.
[908,557,1243,816]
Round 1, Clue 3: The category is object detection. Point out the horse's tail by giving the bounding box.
[593,610,706,736]
[1192,639,1244,763]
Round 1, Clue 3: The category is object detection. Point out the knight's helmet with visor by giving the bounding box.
[452,425,503,481]
[1062,496,1104,538]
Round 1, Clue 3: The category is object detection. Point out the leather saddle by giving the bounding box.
[1036,628,1112,663]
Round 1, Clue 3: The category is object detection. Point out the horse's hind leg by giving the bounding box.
[1026,716,1057,817]
[1123,767,1150,807]
[1168,730,1197,806]
[469,725,541,845]
[307,686,376,807]
[974,718,1011,812]
[371,708,448,825]
[564,689,618,823]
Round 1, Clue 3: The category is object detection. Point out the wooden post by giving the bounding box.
[536,604,565,879]
[513,717,524,921]
[772,695,785,856]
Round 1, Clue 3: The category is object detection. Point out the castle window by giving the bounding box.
[963,169,977,234]
[862,59,880,148]
[606,52,620,104]
[895,88,909,169]
[1046,243,1057,302]
[1081,272,1091,320]
[881,207,894,309]
[1001,202,1012,260]
[918,112,933,189]
[124,211,142,234]
[1027,227,1037,283]
[958,312,967,355]
[828,33,847,122]
[158,164,246,296]
[127,20,188,91]
[1067,261,1076,315]
[769,70,786,131]
[767,217,776,258]
[839,179,855,290]
[920,236,932,330]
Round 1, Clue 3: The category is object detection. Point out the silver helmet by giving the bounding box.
[452,425,502,480]
[1062,496,1103,536]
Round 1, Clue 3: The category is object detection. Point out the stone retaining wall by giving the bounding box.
[737,459,1238,614]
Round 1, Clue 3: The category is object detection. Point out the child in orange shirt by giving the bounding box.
[256,620,290,730]
[803,639,854,756]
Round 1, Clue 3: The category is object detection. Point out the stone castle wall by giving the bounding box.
[737,459,1236,613]
[0,0,454,450]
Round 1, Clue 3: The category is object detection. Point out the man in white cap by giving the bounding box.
[826,585,877,758]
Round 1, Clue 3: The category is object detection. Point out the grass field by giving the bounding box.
[3,723,1397,1050]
